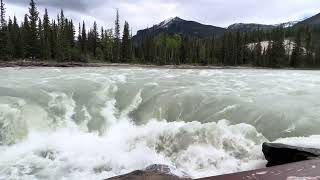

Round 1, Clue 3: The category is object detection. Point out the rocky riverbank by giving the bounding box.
[0,60,310,70]
[0,60,256,69]
[107,164,190,180]
[106,143,320,180]
[0,60,319,70]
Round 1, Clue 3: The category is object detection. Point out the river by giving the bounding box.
[0,67,320,179]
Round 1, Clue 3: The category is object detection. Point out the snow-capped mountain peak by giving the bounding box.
[276,21,300,28]
[157,17,182,28]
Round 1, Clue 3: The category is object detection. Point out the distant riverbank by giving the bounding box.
[0,60,319,70]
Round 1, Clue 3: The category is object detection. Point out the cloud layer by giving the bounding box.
[6,0,320,34]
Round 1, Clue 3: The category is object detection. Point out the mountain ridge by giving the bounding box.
[133,13,319,42]
[294,13,320,27]
[133,17,226,43]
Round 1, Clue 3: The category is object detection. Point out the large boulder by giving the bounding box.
[262,142,320,167]
[107,164,191,180]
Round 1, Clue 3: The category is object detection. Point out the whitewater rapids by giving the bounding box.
[0,67,320,180]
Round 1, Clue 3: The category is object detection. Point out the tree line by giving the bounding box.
[1,0,320,68]
[0,0,130,63]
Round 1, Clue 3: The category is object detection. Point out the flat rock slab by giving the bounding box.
[107,164,191,180]
[107,160,320,180]
[199,160,320,180]
[107,170,189,180]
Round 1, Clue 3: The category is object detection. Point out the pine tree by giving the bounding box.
[5,17,13,58]
[50,20,58,59]
[101,28,113,62]
[290,30,302,68]
[220,34,227,65]
[42,8,51,59]
[253,41,262,66]
[28,0,40,58]
[270,28,286,67]
[16,28,24,58]
[92,21,98,56]
[179,37,187,64]
[113,9,121,62]
[0,0,5,29]
[13,16,23,58]
[77,23,82,49]
[78,23,82,40]
[121,21,130,62]
[56,11,64,61]
[234,31,241,65]
[38,18,45,59]
[0,0,6,58]
[22,14,31,58]
[81,21,87,53]
[305,30,313,66]
[68,20,75,48]
[209,35,216,64]
[101,27,104,40]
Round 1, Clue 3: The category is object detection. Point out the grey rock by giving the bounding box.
[263,142,320,167]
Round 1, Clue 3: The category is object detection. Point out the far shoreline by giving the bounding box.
[0,60,320,71]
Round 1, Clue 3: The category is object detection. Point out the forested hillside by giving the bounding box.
[1,0,320,68]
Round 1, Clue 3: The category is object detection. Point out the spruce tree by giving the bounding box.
[42,8,51,59]
[234,31,241,65]
[290,30,302,68]
[209,35,216,64]
[0,0,5,29]
[68,20,75,48]
[92,21,98,56]
[81,21,87,53]
[305,31,313,66]
[101,28,113,62]
[254,41,262,66]
[265,41,272,67]
[28,0,40,58]
[101,27,104,40]
[121,21,130,62]
[114,9,120,62]
[56,11,64,61]
[13,16,23,58]
[0,0,6,59]
[179,37,187,64]
[22,14,31,58]
[38,18,45,59]
[50,20,58,59]
[5,17,13,58]
[270,28,286,67]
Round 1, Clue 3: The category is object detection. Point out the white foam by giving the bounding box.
[1,68,320,179]
[275,135,320,149]
[0,120,267,179]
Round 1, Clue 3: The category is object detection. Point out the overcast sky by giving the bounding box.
[6,0,320,34]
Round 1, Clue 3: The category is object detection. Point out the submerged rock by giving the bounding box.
[107,164,191,180]
[262,142,320,167]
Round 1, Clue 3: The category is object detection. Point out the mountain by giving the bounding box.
[228,23,275,32]
[132,14,314,43]
[276,21,300,28]
[228,21,300,32]
[294,13,320,27]
[132,17,226,43]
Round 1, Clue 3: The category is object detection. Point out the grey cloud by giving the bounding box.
[8,0,105,11]
[6,0,320,34]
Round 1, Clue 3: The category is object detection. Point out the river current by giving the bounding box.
[0,67,320,179]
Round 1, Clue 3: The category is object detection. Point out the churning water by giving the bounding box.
[0,67,320,179]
